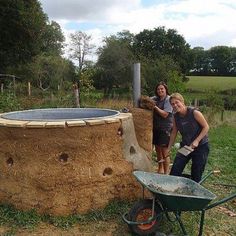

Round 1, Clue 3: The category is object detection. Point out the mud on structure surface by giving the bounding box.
[0,108,152,215]
[129,108,153,152]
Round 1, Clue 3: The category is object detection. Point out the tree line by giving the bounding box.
[1,0,236,98]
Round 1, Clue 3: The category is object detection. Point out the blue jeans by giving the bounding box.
[170,143,209,182]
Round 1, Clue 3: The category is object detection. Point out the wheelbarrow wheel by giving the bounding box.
[128,199,163,236]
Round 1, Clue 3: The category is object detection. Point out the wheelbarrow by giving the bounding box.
[122,171,236,236]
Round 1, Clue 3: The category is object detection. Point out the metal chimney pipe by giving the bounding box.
[133,63,141,107]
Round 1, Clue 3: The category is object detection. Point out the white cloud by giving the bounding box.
[40,0,140,21]
[39,0,236,58]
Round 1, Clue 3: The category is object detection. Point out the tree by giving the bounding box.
[132,27,191,73]
[78,67,95,93]
[189,46,236,76]
[96,31,134,96]
[190,47,205,73]
[229,47,236,74]
[69,31,95,72]
[0,0,48,72]
[40,20,65,56]
[190,47,213,75]
[141,56,185,95]
[21,54,76,91]
[209,46,232,75]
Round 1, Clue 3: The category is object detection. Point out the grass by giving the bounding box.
[207,125,236,177]
[186,76,236,92]
[0,200,133,235]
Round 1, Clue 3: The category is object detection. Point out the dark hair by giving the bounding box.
[154,81,169,96]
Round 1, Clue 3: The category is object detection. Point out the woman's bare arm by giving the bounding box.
[191,110,209,148]
[167,119,178,150]
[153,105,169,118]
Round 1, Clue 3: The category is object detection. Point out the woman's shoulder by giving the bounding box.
[187,106,203,119]
[187,106,198,112]
[165,95,170,102]
[187,106,202,112]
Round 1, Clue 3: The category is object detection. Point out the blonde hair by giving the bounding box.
[170,93,185,104]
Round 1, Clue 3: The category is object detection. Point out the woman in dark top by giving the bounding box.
[152,82,173,174]
[167,93,209,182]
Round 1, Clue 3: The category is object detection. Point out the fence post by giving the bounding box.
[194,98,198,107]
[73,83,80,108]
[13,76,16,95]
[28,81,31,96]
[221,110,224,121]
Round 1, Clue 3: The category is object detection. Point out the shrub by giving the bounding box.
[0,93,21,112]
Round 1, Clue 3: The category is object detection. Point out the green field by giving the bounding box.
[186,76,236,91]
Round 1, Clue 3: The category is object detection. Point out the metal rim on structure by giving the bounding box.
[0,108,120,121]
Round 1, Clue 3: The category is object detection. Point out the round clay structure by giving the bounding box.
[0,108,152,215]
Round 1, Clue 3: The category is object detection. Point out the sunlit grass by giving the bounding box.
[186,76,236,91]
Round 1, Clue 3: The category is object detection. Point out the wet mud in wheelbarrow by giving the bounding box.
[122,171,236,236]
[134,171,216,212]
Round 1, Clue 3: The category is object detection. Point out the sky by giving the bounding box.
[39,0,236,59]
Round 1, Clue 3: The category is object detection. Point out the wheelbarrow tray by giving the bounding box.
[133,171,216,211]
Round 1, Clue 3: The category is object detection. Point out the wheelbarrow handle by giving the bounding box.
[206,192,236,210]
[199,170,220,184]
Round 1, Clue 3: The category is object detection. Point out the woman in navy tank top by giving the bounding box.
[167,93,209,182]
